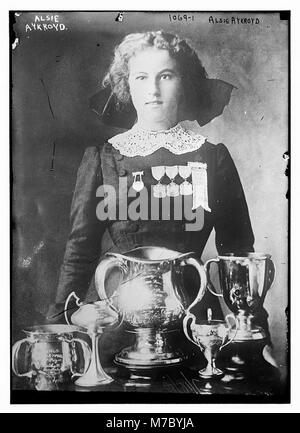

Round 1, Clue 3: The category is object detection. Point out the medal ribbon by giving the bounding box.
[188,162,211,212]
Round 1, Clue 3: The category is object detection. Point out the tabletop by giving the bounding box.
[11,339,288,404]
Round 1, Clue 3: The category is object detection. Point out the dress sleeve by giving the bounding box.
[213,143,255,254]
[47,146,106,321]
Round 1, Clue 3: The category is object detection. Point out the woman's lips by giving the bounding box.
[145,101,163,106]
[145,100,163,105]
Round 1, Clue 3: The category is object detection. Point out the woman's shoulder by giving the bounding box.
[198,140,235,172]
[202,140,231,157]
[202,139,228,151]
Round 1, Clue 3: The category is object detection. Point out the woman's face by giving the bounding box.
[128,47,183,130]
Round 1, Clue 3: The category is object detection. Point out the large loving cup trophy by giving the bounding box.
[95,246,207,370]
[204,253,276,342]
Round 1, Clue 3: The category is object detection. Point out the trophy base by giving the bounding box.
[114,328,187,370]
[198,367,224,379]
[75,375,113,388]
[115,347,187,369]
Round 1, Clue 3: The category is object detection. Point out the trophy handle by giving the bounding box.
[69,338,92,378]
[64,291,84,325]
[180,256,207,312]
[220,314,239,350]
[183,313,199,348]
[204,258,223,298]
[95,255,127,314]
[264,257,276,297]
[12,338,33,378]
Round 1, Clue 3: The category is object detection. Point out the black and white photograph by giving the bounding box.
[10,10,289,405]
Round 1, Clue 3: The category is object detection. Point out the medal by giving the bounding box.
[165,166,180,197]
[132,171,144,192]
[151,166,167,198]
[178,165,192,196]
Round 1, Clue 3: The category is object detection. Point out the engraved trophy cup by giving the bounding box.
[204,253,276,342]
[183,309,235,379]
[95,246,207,370]
[12,325,91,390]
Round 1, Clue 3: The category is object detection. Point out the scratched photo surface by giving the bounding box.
[11,11,289,401]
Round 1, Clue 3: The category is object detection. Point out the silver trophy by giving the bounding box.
[183,309,236,378]
[12,325,91,390]
[204,253,276,341]
[95,246,207,369]
[64,292,120,387]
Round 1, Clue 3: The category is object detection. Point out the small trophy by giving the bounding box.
[183,309,235,378]
[64,292,120,387]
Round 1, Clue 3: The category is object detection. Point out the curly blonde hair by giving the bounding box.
[102,31,210,114]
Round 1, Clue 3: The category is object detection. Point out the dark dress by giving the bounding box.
[49,138,255,310]
[47,136,270,362]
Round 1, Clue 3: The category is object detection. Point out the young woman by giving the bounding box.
[48,31,264,348]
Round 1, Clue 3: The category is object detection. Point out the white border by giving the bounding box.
[2,0,299,414]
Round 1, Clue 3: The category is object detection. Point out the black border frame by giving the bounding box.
[9,9,291,405]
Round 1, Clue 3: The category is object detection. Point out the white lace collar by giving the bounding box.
[108,123,206,157]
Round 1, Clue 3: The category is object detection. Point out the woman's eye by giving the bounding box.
[160,74,172,80]
[136,76,146,81]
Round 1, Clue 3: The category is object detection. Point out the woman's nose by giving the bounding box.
[147,78,160,96]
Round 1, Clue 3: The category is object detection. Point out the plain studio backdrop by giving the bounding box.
[11,12,288,380]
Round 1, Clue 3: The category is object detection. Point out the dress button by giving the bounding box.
[118,168,127,176]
